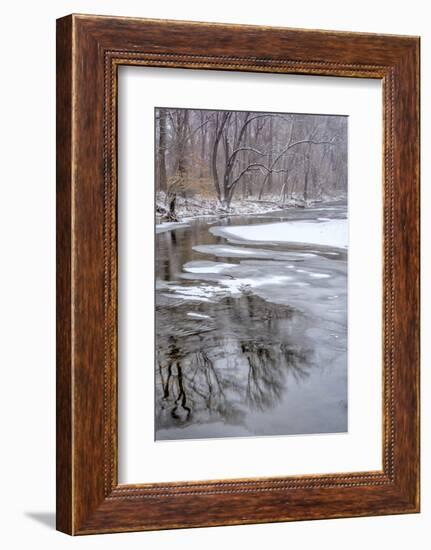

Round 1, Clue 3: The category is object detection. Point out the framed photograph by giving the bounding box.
[56,14,420,534]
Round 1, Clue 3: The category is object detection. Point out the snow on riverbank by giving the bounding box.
[155,192,309,224]
[211,218,348,249]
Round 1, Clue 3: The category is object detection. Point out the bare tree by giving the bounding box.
[156,107,347,211]
[155,109,167,192]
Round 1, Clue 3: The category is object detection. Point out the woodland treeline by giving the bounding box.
[155,107,347,212]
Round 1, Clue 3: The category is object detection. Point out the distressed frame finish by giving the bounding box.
[56,14,420,535]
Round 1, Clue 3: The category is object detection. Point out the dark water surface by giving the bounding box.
[155,202,348,440]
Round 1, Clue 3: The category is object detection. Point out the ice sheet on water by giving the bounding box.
[193,244,317,261]
[210,218,348,249]
[308,272,331,279]
[156,221,190,234]
[160,283,222,301]
[183,261,236,274]
[186,312,211,319]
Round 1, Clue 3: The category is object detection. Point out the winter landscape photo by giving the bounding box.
[154,107,348,441]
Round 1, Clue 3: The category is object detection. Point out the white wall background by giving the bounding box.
[0,0,427,548]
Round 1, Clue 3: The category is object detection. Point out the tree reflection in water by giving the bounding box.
[155,291,312,435]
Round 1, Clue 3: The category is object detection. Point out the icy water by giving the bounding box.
[155,202,348,440]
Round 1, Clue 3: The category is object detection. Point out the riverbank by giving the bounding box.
[156,192,347,228]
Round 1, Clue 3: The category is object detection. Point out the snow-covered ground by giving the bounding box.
[210,218,348,249]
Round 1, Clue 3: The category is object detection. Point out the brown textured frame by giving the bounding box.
[56,14,420,535]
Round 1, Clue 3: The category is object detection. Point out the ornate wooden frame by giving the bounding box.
[56,14,420,534]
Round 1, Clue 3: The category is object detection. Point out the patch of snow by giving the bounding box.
[164,285,221,299]
[161,292,211,303]
[218,274,292,294]
[160,270,295,303]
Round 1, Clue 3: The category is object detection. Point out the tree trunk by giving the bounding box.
[280,172,289,204]
[226,184,237,208]
[267,116,274,195]
[211,113,230,204]
[258,172,271,200]
[199,112,206,179]
[211,139,222,203]
[303,145,311,202]
[177,110,189,181]
[168,194,177,221]
[157,110,167,192]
